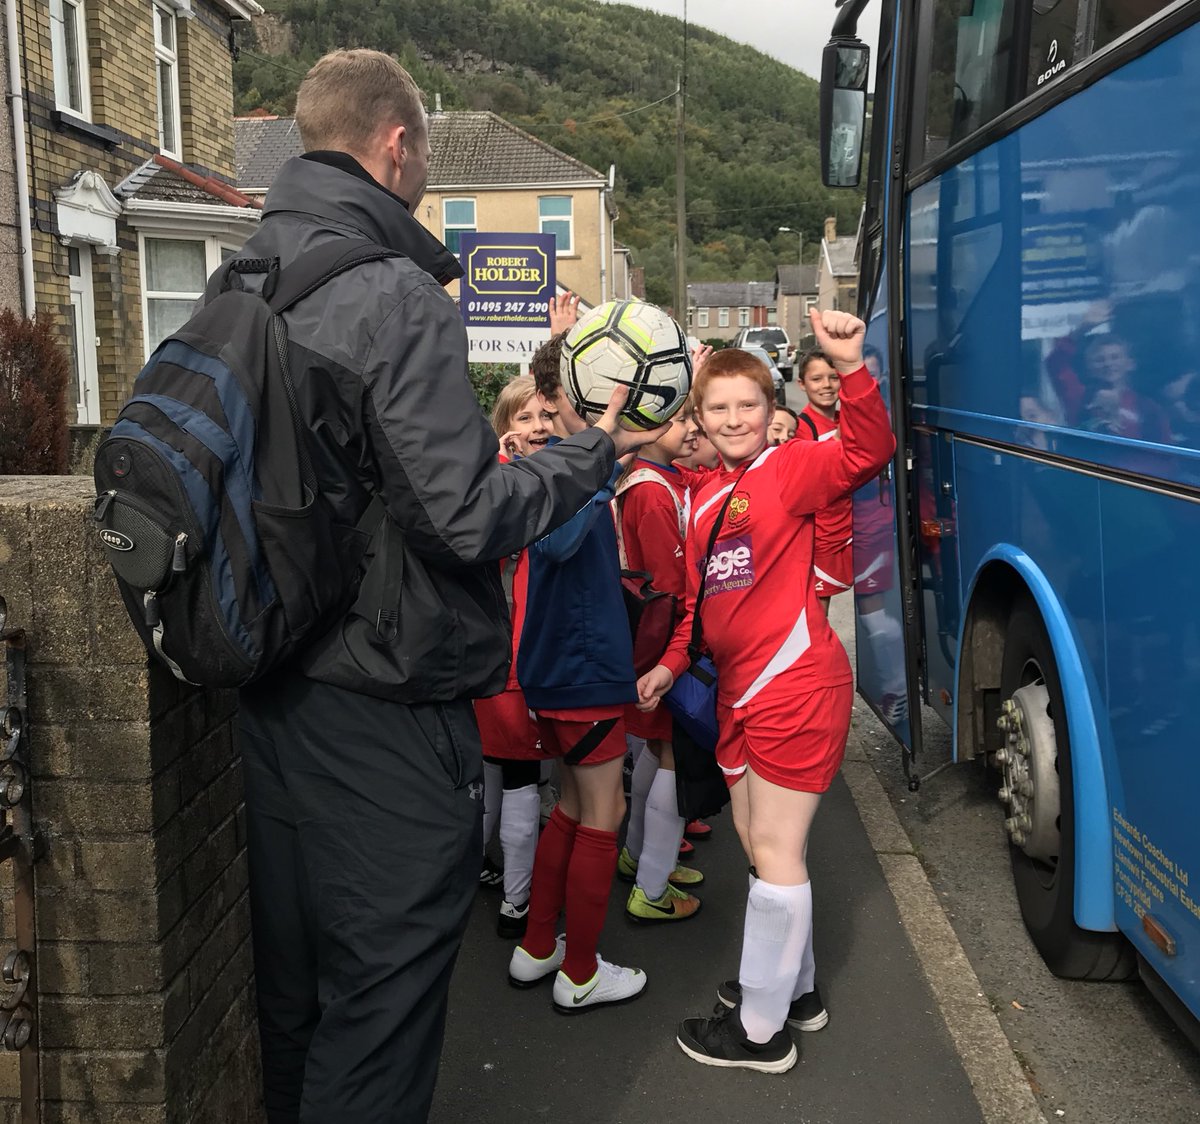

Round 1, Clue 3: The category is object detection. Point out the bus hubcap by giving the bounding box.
[995,683,1060,864]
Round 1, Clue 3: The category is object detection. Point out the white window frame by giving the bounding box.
[50,0,92,120]
[718,307,730,328]
[153,2,183,158]
[139,235,238,357]
[697,308,710,329]
[738,306,750,327]
[767,306,778,325]
[67,245,100,425]
[804,296,818,314]
[538,195,574,256]
[442,197,476,254]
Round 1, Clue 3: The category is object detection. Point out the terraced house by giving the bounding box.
[10,0,261,449]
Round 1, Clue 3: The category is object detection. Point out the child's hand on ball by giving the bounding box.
[808,307,867,374]
[594,384,670,456]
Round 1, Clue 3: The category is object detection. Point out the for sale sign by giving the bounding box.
[459,233,556,361]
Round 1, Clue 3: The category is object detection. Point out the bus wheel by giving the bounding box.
[997,594,1135,981]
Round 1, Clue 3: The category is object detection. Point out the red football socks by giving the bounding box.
[561,824,619,984]
[520,806,579,961]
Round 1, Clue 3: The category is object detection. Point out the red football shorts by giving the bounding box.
[813,546,853,598]
[535,706,627,766]
[473,690,542,760]
[716,680,854,793]
[625,701,671,742]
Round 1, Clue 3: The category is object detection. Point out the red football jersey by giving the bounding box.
[617,459,689,600]
[661,366,895,707]
[797,405,854,557]
[498,454,530,691]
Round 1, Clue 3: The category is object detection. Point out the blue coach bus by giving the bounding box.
[819,0,1200,1039]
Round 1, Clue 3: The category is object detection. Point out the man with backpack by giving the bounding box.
[184,50,662,1123]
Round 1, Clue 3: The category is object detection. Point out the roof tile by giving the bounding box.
[234,111,605,193]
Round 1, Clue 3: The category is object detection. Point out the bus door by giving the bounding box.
[822,0,927,781]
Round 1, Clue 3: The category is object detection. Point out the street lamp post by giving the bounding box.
[778,225,803,365]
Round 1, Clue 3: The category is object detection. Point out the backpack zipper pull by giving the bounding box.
[144,591,161,629]
[94,490,116,521]
[172,533,188,573]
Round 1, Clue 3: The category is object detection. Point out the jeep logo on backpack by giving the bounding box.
[99,529,134,552]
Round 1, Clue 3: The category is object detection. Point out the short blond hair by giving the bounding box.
[295,49,425,156]
[490,376,539,437]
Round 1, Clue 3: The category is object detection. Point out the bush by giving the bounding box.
[0,309,69,474]
[469,362,520,416]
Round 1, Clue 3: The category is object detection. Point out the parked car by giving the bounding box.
[734,327,793,380]
[741,345,787,406]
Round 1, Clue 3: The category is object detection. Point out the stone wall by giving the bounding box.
[0,477,262,1124]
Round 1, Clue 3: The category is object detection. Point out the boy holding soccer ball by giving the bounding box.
[506,335,649,1013]
[637,309,895,1072]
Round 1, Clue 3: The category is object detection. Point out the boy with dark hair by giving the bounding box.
[796,349,853,612]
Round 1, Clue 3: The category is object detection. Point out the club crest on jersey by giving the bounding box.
[705,535,754,595]
[727,491,751,526]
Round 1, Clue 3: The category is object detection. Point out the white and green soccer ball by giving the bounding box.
[561,299,692,430]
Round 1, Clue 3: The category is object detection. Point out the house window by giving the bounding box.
[66,246,99,425]
[50,0,91,119]
[767,307,778,325]
[697,308,709,329]
[141,237,209,353]
[718,307,730,328]
[443,198,476,255]
[539,196,573,255]
[804,296,818,314]
[738,307,750,327]
[154,3,182,157]
[686,308,694,327]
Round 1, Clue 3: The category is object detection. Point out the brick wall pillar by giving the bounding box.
[0,477,263,1124]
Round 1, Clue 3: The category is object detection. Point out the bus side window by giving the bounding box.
[921,0,1019,164]
[1094,0,1175,50]
[1026,0,1082,95]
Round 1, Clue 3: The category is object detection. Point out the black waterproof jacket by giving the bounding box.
[231,153,616,701]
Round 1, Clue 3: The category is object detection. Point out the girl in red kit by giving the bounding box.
[473,377,555,938]
[638,309,895,1073]
[795,350,854,614]
[616,408,705,923]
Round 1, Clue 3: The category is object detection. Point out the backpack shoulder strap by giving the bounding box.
[207,239,405,313]
[615,467,687,538]
[799,411,820,440]
[265,240,405,313]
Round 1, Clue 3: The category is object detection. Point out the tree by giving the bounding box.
[0,309,69,474]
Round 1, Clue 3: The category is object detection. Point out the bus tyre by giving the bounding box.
[999,594,1136,982]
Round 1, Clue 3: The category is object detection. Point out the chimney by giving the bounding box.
[824,216,837,244]
[434,92,443,113]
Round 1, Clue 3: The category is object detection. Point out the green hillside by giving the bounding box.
[234,0,862,305]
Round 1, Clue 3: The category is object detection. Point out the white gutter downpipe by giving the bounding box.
[5,0,35,317]
[598,188,608,305]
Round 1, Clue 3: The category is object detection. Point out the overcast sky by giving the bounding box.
[596,0,880,80]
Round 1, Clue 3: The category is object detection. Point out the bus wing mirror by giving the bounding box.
[820,38,870,189]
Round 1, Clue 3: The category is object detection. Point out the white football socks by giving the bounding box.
[792,903,816,1000]
[499,783,540,905]
[482,760,502,851]
[859,607,907,695]
[738,879,813,1043]
[637,767,685,900]
[624,748,659,861]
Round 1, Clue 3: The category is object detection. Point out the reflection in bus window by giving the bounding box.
[1095,0,1175,51]
[1026,0,1081,95]
[922,0,1018,163]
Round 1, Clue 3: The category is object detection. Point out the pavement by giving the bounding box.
[429,591,1045,1124]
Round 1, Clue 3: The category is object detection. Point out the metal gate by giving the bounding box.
[0,595,39,1122]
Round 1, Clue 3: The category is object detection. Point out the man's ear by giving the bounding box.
[383,123,407,169]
